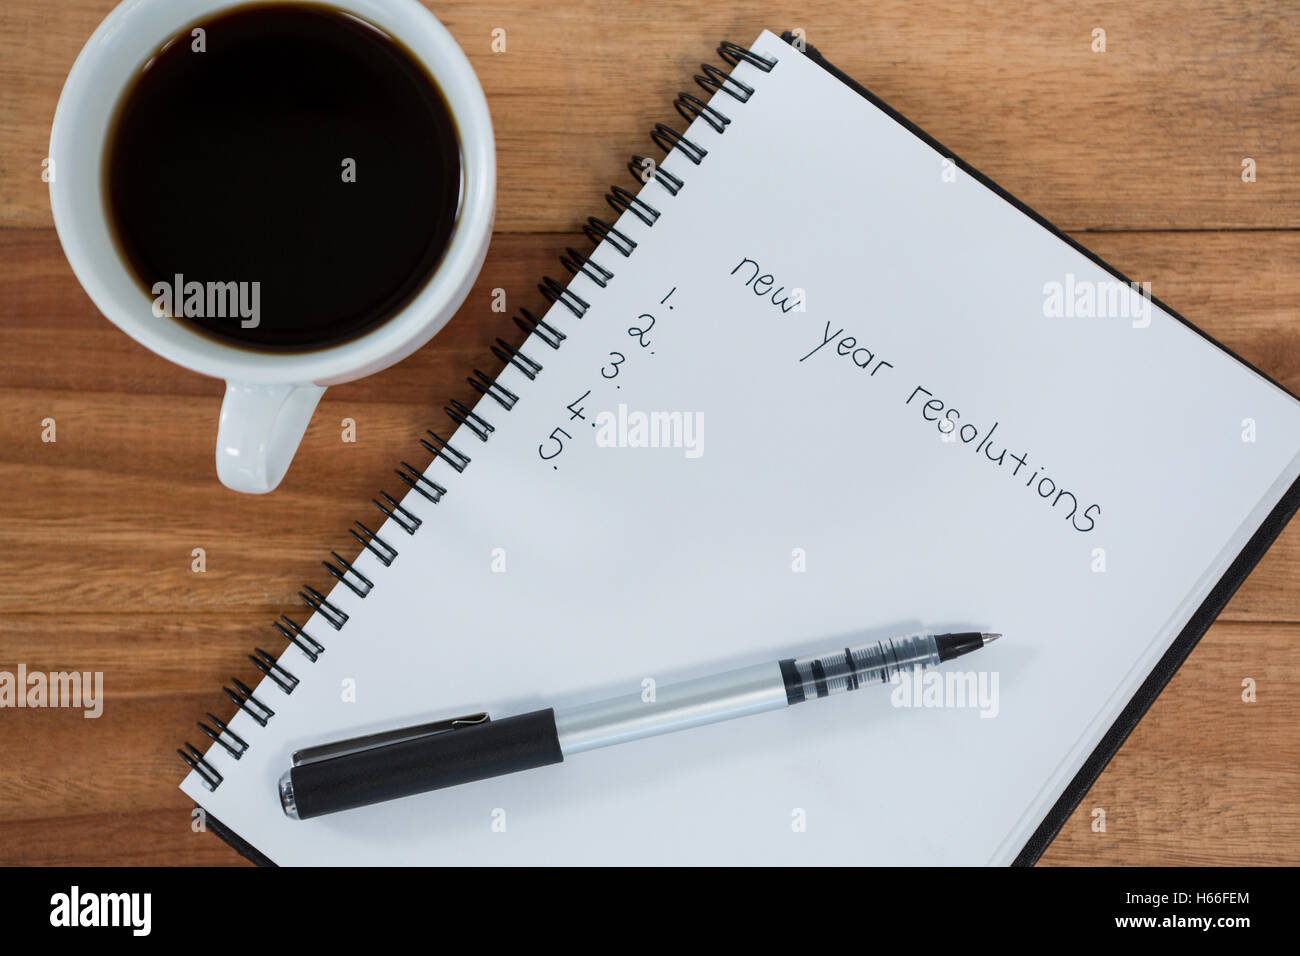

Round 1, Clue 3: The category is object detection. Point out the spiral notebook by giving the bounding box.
[179,30,1300,865]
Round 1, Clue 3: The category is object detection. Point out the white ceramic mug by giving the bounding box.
[49,0,495,493]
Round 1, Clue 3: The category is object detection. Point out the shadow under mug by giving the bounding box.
[49,0,495,493]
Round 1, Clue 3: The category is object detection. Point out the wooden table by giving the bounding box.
[1,0,1296,866]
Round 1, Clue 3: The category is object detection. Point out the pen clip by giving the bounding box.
[291,712,491,766]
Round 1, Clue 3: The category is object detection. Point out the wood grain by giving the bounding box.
[0,0,1297,866]
[3,1,1299,232]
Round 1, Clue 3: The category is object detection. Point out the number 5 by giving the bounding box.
[538,427,573,460]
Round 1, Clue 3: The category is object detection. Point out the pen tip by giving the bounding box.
[981,632,1002,645]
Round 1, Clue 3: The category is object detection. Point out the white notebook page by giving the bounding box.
[182,30,1300,864]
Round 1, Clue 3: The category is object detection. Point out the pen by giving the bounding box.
[278,631,1000,819]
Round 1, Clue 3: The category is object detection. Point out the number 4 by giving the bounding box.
[567,390,590,421]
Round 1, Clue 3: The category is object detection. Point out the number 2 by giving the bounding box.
[629,314,655,348]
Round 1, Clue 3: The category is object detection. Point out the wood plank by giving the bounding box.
[1039,621,1300,865]
[0,618,1294,864]
[0,614,275,700]
[0,810,249,866]
[4,228,1297,398]
[2,1,1298,231]
[2,228,1296,619]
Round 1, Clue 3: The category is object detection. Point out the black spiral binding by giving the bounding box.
[177,40,779,791]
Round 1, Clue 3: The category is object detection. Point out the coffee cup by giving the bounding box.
[49,0,495,493]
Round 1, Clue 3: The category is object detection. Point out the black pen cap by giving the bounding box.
[281,708,564,820]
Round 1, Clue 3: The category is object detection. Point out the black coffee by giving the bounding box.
[104,3,462,351]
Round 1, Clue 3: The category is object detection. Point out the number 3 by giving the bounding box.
[601,352,626,379]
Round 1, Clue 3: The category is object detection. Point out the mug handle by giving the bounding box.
[216,382,326,494]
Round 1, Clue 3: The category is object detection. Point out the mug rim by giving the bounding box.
[49,0,494,386]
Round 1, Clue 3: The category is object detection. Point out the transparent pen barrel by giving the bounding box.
[780,634,939,701]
